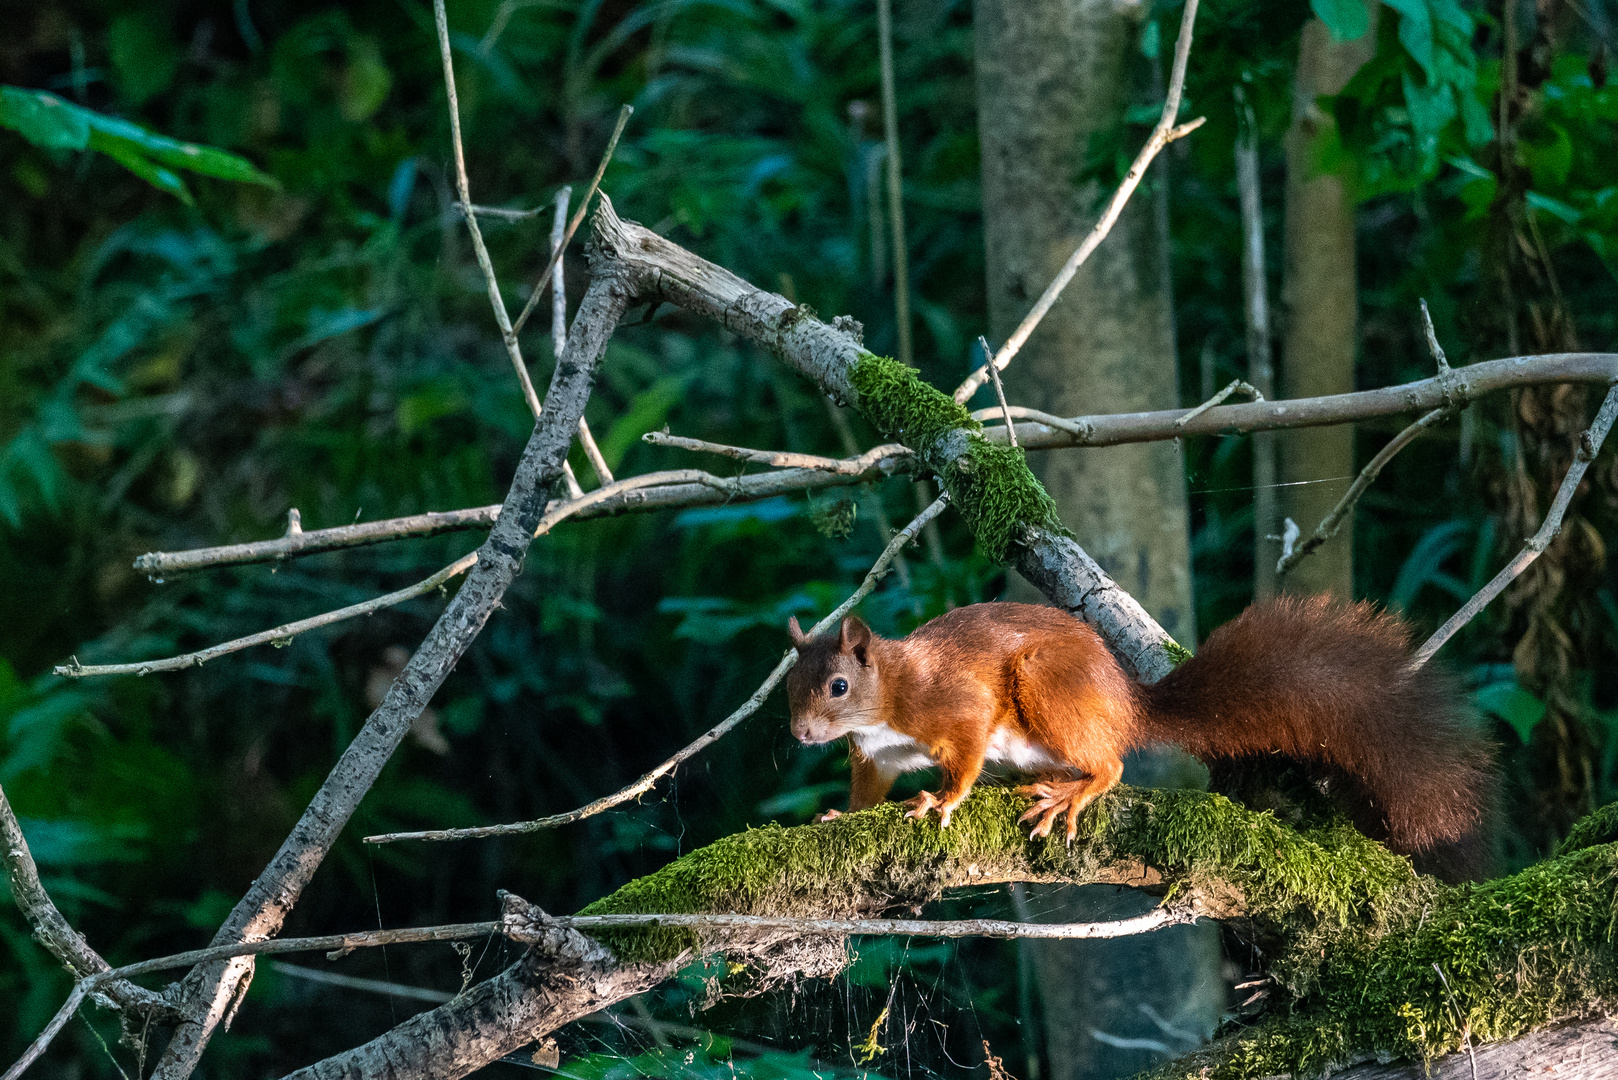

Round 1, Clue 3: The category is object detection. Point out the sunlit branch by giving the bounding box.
[953,0,1204,404]
[363,493,950,845]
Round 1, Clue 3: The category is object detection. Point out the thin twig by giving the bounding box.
[643,431,913,475]
[433,0,583,497]
[1276,408,1454,577]
[1176,379,1262,430]
[554,187,614,486]
[510,104,632,339]
[55,553,479,679]
[969,404,1094,436]
[2,984,87,1080]
[364,493,950,844]
[876,0,911,369]
[269,961,454,1004]
[953,0,1204,404]
[981,336,1018,449]
[823,398,915,591]
[1433,963,1479,1080]
[1414,382,1618,666]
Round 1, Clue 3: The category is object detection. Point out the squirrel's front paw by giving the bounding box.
[903,791,954,828]
[816,809,844,823]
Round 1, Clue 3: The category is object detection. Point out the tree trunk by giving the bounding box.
[975,1,1211,1075]
[1277,9,1376,599]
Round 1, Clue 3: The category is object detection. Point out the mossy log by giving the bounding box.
[580,789,1618,1079]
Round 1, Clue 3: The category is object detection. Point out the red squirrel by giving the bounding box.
[785,597,1494,863]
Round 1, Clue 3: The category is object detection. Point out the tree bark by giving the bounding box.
[1278,8,1376,599]
[975,1,1210,1076]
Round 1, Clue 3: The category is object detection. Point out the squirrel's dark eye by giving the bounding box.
[829,677,849,698]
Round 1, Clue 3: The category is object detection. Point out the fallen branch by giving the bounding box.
[1277,407,1454,578]
[55,553,478,679]
[363,493,949,844]
[1414,382,1618,666]
[953,0,1205,404]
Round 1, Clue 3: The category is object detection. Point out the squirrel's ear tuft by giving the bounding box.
[839,616,872,663]
[787,616,808,646]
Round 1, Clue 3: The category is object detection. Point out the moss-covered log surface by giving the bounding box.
[578,789,1618,1079]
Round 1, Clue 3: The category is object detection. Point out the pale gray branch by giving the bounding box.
[1277,408,1454,578]
[1414,382,1618,666]
[56,553,478,679]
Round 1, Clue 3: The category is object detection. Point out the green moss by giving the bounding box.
[1557,799,1618,855]
[578,783,1618,1078]
[848,352,1065,561]
[1161,641,1194,667]
[1148,840,1618,1079]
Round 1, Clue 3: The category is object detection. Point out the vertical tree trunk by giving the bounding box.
[1278,10,1376,599]
[976,1,1213,1076]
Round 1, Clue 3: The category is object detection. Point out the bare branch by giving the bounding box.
[131,451,920,577]
[0,783,172,1017]
[953,0,1204,404]
[510,104,632,339]
[1277,408,1454,578]
[364,493,949,844]
[981,336,1019,449]
[2,983,87,1080]
[431,0,584,499]
[56,553,478,679]
[1420,298,1450,373]
[145,238,637,1079]
[1176,378,1262,430]
[1414,382,1618,666]
[643,430,913,474]
[555,186,615,487]
[993,352,1618,450]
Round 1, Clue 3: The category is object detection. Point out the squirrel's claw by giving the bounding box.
[902,790,953,828]
[1017,780,1094,841]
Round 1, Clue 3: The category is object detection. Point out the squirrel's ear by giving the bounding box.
[839,616,872,664]
[787,616,809,646]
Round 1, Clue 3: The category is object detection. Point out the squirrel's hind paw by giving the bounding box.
[1017,780,1097,842]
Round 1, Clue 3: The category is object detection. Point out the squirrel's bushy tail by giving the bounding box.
[1140,596,1495,857]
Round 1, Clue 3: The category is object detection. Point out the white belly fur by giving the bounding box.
[849,724,934,774]
[849,723,1061,774]
[985,727,1061,770]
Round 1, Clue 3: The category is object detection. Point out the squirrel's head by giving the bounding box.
[785,615,884,744]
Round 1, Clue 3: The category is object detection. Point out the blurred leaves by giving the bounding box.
[0,86,277,203]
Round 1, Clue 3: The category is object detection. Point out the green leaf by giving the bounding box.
[0,86,89,150]
[1474,682,1547,744]
[83,111,277,186]
[1383,0,1436,81]
[1313,0,1371,42]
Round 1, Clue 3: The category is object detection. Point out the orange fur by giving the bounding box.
[786,598,1495,873]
